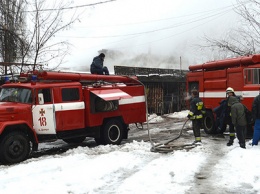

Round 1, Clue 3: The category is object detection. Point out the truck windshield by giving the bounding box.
[0,87,32,103]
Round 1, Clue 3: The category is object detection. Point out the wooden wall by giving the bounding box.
[114,66,188,114]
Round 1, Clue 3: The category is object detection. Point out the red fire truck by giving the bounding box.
[186,54,260,134]
[0,71,147,164]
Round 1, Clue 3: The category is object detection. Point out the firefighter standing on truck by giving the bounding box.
[187,89,205,145]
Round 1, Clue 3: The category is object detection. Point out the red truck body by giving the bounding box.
[0,71,147,164]
[186,54,260,134]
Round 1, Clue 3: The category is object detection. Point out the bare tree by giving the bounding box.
[0,0,28,74]
[201,0,260,57]
[0,0,117,74]
[24,0,78,70]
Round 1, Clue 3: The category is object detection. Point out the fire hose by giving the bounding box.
[130,77,195,153]
[149,118,196,153]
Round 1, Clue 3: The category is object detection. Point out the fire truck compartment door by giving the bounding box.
[32,104,56,134]
[91,89,132,101]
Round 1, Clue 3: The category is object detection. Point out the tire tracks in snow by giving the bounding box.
[186,136,230,194]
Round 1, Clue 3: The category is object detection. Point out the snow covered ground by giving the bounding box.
[0,111,259,194]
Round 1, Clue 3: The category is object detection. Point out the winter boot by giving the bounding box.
[240,143,246,149]
[192,140,202,145]
[192,137,202,145]
[226,139,233,146]
[226,136,235,146]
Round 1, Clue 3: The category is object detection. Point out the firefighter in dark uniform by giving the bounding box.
[225,87,238,146]
[90,53,109,75]
[187,89,205,144]
[213,87,241,146]
[228,95,247,148]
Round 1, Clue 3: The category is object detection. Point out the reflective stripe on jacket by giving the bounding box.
[188,96,205,120]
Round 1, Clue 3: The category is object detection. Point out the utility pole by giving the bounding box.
[180,56,182,75]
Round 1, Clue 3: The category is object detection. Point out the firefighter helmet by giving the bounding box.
[191,88,198,96]
[226,87,234,93]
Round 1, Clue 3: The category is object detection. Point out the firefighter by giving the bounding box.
[225,87,236,146]
[251,93,260,145]
[225,87,241,146]
[214,87,239,145]
[90,53,109,75]
[228,96,247,148]
[213,99,227,133]
[187,89,205,145]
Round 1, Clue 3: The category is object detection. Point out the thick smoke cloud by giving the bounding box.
[56,0,239,73]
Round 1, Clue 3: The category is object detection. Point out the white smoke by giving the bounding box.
[56,0,239,72]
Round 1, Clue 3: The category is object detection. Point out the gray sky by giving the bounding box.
[54,0,239,72]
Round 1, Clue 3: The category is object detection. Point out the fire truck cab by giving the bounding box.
[0,71,147,164]
[186,54,260,134]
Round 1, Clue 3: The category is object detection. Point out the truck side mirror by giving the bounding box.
[38,93,44,105]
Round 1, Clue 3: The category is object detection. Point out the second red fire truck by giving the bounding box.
[186,54,260,135]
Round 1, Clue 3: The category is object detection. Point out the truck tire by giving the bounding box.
[102,119,123,145]
[203,110,216,134]
[0,131,30,164]
[63,136,86,144]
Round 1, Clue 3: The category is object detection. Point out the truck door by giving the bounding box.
[55,87,85,131]
[32,88,56,135]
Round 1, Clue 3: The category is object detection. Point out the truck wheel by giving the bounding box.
[203,110,216,134]
[63,136,86,144]
[0,131,30,164]
[102,119,123,145]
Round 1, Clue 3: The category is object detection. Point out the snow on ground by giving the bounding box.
[165,110,189,119]
[0,110,259,194]
[148,110,189,123]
